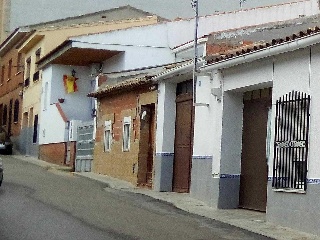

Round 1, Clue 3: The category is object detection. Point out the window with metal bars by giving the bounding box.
[272,91,310,191]
[104,120,112,152]
[122,117,131,152]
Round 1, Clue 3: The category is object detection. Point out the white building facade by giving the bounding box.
[186,27,320,235]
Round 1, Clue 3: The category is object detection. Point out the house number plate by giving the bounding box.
[275,140,306,148]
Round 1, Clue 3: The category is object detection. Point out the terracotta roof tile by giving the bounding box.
[206,26,320,64]
[88,76,154,98]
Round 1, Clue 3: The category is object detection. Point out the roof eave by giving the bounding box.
[37,40,73,69]
[0,28,30,57]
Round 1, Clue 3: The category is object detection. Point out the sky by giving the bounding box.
[10,0,296,30]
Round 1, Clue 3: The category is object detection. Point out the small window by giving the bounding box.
[104,120,112,152]
[13,99,19,123]
[176,79,193,96]
[35,48,41,72]
[25,57,31,84]
[122,116,131,151]
[17,53,22,73]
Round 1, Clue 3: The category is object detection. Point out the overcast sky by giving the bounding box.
[10,0,295,30]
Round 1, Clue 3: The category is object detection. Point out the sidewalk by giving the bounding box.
[12,154,320,240]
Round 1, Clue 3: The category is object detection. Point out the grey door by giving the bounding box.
[75,121,94,172]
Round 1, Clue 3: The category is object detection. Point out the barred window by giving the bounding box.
[272,91,310,191]
[104,120,112,152]
[122,117,131,152]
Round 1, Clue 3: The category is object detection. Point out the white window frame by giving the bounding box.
[122,116,131,152]
[104,120,112,152]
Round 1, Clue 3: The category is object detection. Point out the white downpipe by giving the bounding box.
[93,75,99,139]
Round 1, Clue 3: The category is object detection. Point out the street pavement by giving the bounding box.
[7,153,320,240]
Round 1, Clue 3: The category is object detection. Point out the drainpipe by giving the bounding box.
[151,59,204,82]
[192,0,199,106]
[93,75,99,139]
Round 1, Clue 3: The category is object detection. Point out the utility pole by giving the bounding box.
[191,0,199,105]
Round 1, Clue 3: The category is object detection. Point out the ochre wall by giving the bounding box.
[93,86,156,185]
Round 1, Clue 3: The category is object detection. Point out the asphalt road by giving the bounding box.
[0,155,273,240]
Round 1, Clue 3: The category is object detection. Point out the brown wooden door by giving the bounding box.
[239,91,271,211]
[172,93,193,193]
[138,104,155,188]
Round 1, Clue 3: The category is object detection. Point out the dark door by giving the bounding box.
[172,93,193,193]
[239,90,271,212]
[8,99,13,135]
[33,114,38,143]
[138,104,155,188]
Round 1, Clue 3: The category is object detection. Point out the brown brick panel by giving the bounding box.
[39,142,66,165]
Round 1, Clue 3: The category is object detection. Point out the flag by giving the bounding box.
[63,75,78,93]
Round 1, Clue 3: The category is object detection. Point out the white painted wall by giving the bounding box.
[102,53,125,73]
[223,59,273,92]
[220,91,244,175]
[102,47,175,73]
[198,60,273,176]
[155,81,176,153]
[50,65,93,121]
[204,44,320,180]
[309,44,320,178]
[72,24,169,48]
[71,0,319,51]
[273,49,310,97]
[193,75,214,157]
[39,64,94,144]
[40,66,66,144]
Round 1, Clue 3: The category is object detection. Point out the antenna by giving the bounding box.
[240,0,247,9]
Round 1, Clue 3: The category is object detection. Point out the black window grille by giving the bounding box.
[272,91,310,191]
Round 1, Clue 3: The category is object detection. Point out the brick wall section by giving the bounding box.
[206,40,253,55]
[39,142,66,165]
[93,85,157,186]
[0,47,24,137]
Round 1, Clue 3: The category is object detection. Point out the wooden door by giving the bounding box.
[138,104,155,188]
[172,93,193,193]
[239,90,271,211]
